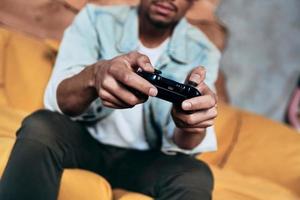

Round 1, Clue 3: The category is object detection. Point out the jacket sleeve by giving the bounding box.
[153,42,221,155]
[44,5,112,122]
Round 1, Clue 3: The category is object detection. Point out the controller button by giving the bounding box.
[187,87,191,93]
[168,86,174,91]
[154,69,162,74]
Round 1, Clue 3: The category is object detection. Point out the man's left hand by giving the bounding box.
[171,67,218,149]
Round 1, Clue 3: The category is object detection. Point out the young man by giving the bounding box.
[0,0,220,199]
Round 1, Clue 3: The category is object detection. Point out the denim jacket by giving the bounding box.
[44,4,221,154]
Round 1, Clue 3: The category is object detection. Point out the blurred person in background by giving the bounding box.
[287,75,300,131]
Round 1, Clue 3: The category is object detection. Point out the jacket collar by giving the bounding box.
[117,6,189,64]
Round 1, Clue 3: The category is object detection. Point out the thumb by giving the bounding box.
[186,66,206,86]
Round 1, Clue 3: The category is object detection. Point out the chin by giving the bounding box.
[147,14,175,28]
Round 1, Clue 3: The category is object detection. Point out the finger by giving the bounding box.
[176,127,207,134]
[173,107,217,126]
[174,118,215,129]
[185,66,206,86]
[102,100,124,109]
[98,89,130,108]
[125,51,154,72]
[182,94,217,111]
[196,83,218,109]
[136,54,154,72]
[193,119,215,129]
[110,68,158,97]
[196,82,215,97]
[102,76,148,106]
[173,119,185,128]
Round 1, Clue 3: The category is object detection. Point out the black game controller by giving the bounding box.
[136,69,201,105]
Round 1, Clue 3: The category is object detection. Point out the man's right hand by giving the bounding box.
[91,51,158,109]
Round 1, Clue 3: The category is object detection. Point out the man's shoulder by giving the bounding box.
[83,3,134,23]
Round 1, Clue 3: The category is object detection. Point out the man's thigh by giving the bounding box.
[16,109,111,175]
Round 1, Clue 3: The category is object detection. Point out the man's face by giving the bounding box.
[140,0,195,27]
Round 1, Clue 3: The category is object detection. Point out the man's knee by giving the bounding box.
[172,162,212,189]
[17,109,68,147]
[158,160,213,199]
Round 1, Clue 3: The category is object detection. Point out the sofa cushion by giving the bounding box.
[113,189,153,200]
[224,111,300,196]
[0,137,15,177]
[0,28,10,106]
[198,102,241,167]
[58,169,112,200]
[0,29,10,87]
[0,106,27,138]
[211,166,299,200]
[0,27,54,112]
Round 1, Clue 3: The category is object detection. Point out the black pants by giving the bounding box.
[0,110,213,200]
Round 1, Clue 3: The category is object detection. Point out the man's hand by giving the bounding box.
[92,51,158,109]
[57,51,158,116]
[171,67,218,149]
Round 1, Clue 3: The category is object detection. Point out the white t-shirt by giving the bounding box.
[88,39,169,150]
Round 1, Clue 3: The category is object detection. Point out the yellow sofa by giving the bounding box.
[0,27,300,200]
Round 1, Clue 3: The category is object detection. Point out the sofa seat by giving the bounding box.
[0,27,300,199]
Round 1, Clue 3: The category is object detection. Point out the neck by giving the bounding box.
[138,12,174,48]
